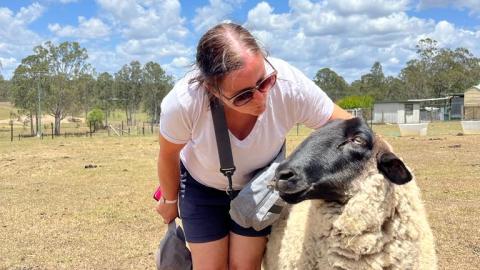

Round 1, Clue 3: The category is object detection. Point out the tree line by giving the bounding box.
[314,38,480,108]
[0,41,173,135]
[0,38,479,135]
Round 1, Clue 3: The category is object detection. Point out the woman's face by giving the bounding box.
[215,53,271,116]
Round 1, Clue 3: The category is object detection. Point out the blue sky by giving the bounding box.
[1,0,480,83]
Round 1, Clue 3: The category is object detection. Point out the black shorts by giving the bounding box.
[178,163,271,243]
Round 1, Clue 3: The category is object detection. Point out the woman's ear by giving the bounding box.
[376,152,412,185]
[204,82,220,99]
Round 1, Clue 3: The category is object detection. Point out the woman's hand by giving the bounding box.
[155,201,179,224]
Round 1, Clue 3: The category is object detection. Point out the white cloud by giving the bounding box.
[48,16,111,39]
[327,0,410,17]
[170,56,191,68]
[0,3,45,78]
[92,0,192,80]
[97,0,188,39]
[244,0,480,82]
[191,0,245,33]
[116,37,191,57]
[429,20,480,56]
[245,2,294,31]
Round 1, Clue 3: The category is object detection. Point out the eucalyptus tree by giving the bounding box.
[43,41,91,134]
[14,41,91,135]
[11,50,50,135]
[114,61,143,125]
[0,74,8,101]
[401,38,480,98]
[313,68,349,102]
[76,72,96,120]
[142,61,173,124]
[349,62,387,101]
[94,72,115,126]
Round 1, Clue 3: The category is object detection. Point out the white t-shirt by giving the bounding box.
[160,57,334,190]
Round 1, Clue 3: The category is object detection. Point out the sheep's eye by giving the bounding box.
[352,136,366,145]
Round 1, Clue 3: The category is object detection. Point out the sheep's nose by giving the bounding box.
[276,169,298,191]
[277,169,297,181]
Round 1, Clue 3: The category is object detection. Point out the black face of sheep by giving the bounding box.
[274,118,412,204]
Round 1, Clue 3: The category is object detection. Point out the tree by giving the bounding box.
[115,61,143,125]
[384,76,406,101]
[14,41,91,135]
[313,68,349,101]
[0,61,5,101]
[75,73,96,119]
[400,38,480,98]
[142,61,173,123]
[0,75,9,101]
[11,51,50,135]
[94,72,115,126]
[43,41,91,135]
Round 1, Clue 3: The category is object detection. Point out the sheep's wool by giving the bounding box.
[263,155,437,269]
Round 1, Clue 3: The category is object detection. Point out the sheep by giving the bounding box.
[263,118,437,270]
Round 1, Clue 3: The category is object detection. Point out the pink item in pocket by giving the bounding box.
[153,186,163,201]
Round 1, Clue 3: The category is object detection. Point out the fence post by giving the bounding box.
[121,121,124,136]
[10,121,13,142]
[296,123,299,136]
[370,107,373,128]
[51,123,54,139]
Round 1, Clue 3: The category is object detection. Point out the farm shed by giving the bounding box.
[450,95,464,119]
[463,84,480,120]
[373,101,421,124]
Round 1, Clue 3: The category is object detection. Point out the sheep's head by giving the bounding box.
[274,118,412,204]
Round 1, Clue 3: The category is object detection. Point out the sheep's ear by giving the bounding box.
[377,152,412,185]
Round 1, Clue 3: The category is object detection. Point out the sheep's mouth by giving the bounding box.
[278,188,310,204]
[278,182,349,205]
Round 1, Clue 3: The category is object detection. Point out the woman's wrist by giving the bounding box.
[158,196,178,204]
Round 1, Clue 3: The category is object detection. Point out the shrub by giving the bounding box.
[337,95,374,109]
[87,108,104,130]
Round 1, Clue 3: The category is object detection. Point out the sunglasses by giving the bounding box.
[220,58,277,107]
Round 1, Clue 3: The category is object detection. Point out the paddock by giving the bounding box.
[1,121,479,269]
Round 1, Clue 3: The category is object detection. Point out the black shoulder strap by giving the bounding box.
[210,98,236,199]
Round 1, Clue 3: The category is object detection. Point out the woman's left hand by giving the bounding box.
[155,201,179,224]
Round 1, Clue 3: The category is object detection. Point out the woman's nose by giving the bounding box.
[252,88,266,101]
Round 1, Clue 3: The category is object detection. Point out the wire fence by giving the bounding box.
[0,120,160,142]
[2,118,479,143]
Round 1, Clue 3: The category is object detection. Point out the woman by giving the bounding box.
[155,22,351,270]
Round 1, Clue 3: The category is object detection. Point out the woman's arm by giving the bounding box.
[329,103,353,120]
[155,134,186,223]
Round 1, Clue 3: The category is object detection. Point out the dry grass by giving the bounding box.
[1,122,479,269]
[1,137,161,269]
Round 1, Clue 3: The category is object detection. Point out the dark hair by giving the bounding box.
[190,22,266,94]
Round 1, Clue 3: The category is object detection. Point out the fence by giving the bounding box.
[1,121,160,142]
[345,108,373,125]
